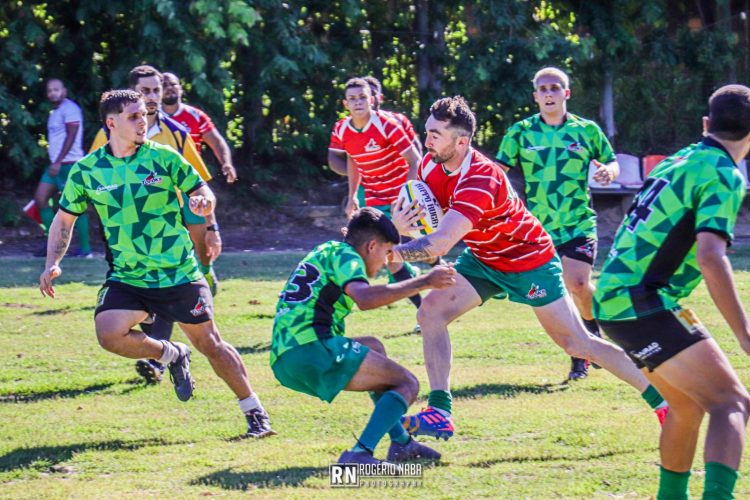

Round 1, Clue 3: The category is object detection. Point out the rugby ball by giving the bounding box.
[396,180,444,238]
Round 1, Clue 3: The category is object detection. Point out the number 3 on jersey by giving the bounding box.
[281,262,321,303]
[625,177,670,232]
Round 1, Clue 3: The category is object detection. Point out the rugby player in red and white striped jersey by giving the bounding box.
[390,96,667,442]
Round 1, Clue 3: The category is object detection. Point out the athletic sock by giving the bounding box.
[74,213,91,253]
[704,462,738,499]
[641,384,667,410]
[40,205,54,234]
[427,390,453,416]
[582,318,600,336]
[147,316,174,342]
[657,466,690,500]
[369,392,411,445]
[390,264,421,308]
[157,341,179,365]
[239,393,265,414]
[353,390,408,453]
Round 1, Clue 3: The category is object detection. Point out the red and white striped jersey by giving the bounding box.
[419,149,555,272]
[329,110,413,206]
[382,110,417,142]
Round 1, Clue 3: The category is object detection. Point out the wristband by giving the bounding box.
[206,223,220,232]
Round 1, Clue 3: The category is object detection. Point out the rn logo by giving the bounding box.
[330,464,358,488]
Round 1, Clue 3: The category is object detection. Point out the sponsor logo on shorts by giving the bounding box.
[351,341,361,353]
[96,184,118,193]
[631,342,662,361]
[189,297,209,317]
[567,142,584,152]
[526,283,547,300]
[96,287,109,308]
[364,138,380,153]
[142,172,163,186]
[672,307,703,333]
[575,243,594,258]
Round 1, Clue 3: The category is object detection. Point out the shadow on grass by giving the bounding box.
[29,305,95,316]
[468,447,650,468]
[0,437,184,472]
[0,378,143,403]
[235,343,271,355]
[193,466,329,490]
[451,382,568,401]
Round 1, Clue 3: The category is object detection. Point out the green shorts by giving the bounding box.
[40,162,76,191]
[271,336,370,403]
[357,186,392,218]
[455,248,566,307]
[181,191,206,225]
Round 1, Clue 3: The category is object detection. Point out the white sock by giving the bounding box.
[656,400,669,410]
[157,341,179,365]
[239,393,263,414]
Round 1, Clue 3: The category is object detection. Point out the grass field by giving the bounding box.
[2,248,750,498]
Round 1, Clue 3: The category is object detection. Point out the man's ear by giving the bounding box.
[564,88,571,100]
[106,116,115,131]
[702,116,710,136]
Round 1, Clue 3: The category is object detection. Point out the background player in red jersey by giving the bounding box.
[161,72,237,184]
[391,96,667,441]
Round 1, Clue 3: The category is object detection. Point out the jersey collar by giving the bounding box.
[539,112,569,128]
[702,136,738,167]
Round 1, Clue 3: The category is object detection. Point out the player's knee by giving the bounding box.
[400,370,419,404]
[95,327,122,353]
[706,390,750,422]
[557,333,587,359]
[565,277,591,298]
[364,337,386,355]
[416,296,445,328]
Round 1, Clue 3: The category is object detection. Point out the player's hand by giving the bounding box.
[592,160,615,186]
[39,265,62,298]
[189,195,213,216]
[345,197,359,219]
[391,197,425,236]
[204,229,222,262]
[222,164,238,184]
[48,161,62,177]
[425,264,456,289]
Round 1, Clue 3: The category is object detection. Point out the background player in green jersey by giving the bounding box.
[271,207,455,466]
[39,90,274,438]
[594,85,750,500]
[496,67,620,381]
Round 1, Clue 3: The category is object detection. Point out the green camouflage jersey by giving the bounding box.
[271,241,369,365]
[594,137,745,321]
[60,140,205,288]
[496,113,616,246]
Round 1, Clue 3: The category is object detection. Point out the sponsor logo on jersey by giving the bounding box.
[96,184,118,193]
[567,142,584,152]
[142,172,163,186]
[190,297,209,317]
[364,138,381,152]
[575,243,594,258]
[631,342,662,360]
[525,145,547,151]
[526,283,548,300]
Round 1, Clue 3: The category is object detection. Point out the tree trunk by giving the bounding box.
[601,67,616,143]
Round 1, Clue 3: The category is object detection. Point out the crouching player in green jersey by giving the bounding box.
[593,85,750,499]
[271,207,456,466]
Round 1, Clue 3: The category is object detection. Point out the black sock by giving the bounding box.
[582,318,600,336]
[391,266,422,308]
[147,316,175,343]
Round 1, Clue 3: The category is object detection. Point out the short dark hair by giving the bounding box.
[99,89,143,127]
[128,65,162,89]
[363,76,382,110]
[344,77,370,95]
[708,84,750,141]
[344,207,400,247]
[429,96,476,138]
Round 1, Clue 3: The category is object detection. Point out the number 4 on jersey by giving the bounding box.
[625,177,670,232]
[281,262,321,303]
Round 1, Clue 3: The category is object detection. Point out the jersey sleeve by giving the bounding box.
[63,102,82,125]
[589,123,616,164]
[384,117,412,155]
[197,108,215,135]
[398,114,417,142]
[450,166,501,227]
[169,149,205,196]
[495,125,521,169]
[89,128,108,154]
[331,246,369,289]
[329,123,345,152]
[694,169,746,243]
[58,163,88,215]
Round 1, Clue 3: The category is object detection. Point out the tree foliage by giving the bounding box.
[0,0,745,191]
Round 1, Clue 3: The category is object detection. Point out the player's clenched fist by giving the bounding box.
[426,264,456,289]
[39,265,62,298]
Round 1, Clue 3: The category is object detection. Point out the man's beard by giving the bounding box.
[162,95,178,105]
[430,148,455,164]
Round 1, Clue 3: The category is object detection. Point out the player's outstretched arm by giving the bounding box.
[39,210,78,298]
[345,265,456,310]
[697,231,750,354]
[328,149,348,176]
[188,185,217,217]
[391,210,473,262]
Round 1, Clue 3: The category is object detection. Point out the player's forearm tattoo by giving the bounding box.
[53,226,72,261]
[396,237,434,262]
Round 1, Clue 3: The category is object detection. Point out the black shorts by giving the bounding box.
[598,307,710,371]
[555,237,597,265]
[94,279,214,324]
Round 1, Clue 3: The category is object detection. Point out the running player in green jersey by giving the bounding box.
[272,207,455,466]
[594,85,750,499]
[496,67,620,380]
[39,90,274,438]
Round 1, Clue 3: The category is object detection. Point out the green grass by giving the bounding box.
[2,248,750,498]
